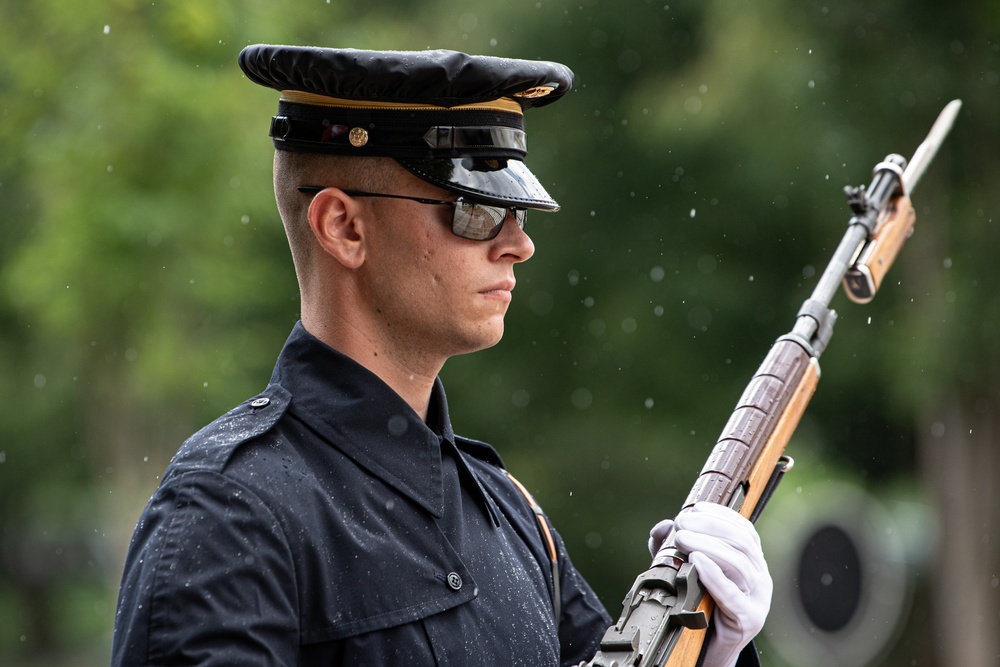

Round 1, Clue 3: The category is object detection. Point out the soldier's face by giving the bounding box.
[357,167,535,366]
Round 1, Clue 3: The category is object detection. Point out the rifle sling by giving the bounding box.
[504,470,562,624]
[748,456,794,524]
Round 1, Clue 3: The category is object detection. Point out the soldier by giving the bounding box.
[111,45,770,666]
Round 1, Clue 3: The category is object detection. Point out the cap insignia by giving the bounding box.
[349,127,369,147]
[513,85,556,99]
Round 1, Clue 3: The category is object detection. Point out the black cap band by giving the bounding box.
[269,99,528,159]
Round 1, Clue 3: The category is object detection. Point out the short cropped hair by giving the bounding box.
[273,152,394,279]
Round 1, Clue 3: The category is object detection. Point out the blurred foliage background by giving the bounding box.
[1,0,997,665]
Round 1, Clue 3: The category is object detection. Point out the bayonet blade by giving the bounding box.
[903,99,962,194]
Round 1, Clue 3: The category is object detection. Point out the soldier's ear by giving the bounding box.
[306,188,367,270]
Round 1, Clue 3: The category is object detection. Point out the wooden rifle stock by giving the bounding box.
[661,345,819,666]
[844,195,916,304]
[581,100,960,667]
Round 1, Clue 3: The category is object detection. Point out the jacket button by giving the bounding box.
[446,572,463,591]
[250,397,270,408]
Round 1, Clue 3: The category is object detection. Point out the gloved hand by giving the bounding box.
[647,502,772,667]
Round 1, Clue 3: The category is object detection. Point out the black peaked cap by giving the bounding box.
[238,45,573,109]
[238,44,574,210]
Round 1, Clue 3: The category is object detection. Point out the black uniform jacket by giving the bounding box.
[112,322,612,666]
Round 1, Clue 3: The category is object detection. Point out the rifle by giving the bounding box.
[584,99,962,667]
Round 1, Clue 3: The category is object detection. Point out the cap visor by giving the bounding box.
[397,157,559,211]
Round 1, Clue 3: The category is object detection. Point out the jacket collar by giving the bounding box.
[268,322,496,520]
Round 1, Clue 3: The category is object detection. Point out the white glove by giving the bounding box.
[649,502,772,667]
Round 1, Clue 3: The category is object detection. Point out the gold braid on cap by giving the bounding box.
[280,90,524,115]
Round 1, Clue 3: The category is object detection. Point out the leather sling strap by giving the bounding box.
[504,470,562,624]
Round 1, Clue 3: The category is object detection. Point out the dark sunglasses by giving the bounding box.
[297,186,527,241]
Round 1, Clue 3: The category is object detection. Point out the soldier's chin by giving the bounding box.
[454,324,506,357]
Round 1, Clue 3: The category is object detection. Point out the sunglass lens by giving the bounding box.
[452,202,503,240]
[452,202,527,241]
[512,209,527,229]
